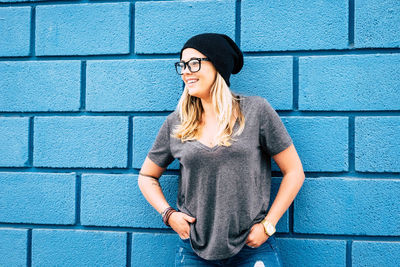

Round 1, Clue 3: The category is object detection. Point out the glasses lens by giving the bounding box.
[175,62,185,75]
[188,59,200,72]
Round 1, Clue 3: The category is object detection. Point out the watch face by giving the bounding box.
[267,224,274,233]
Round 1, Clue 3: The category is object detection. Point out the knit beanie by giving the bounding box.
[180,33,244,87]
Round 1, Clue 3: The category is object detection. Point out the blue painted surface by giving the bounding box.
[0,7,30,57]
[241,0,348,51]
[294,177,400,235]
[135,0,235,54]
[0,61,81,112]
[33,116,128,168]
[352,241,400,267]
[0,0,399,266]
[355,117,400,172]
[0,172,75,224]
[277,238,347,267]
[0,117,29,166]
[86,59,182,111]
[32,229,126,266]
[0,228,27,266]
[355,0,400,48]
[81,173,178,228]
[299,54,400,110]
[35,3,130,56]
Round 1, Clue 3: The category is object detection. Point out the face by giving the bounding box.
[180,48,217,100]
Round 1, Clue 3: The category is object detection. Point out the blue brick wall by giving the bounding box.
[0,0,399,266]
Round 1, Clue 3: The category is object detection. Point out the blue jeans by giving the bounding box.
[174,235,283,267]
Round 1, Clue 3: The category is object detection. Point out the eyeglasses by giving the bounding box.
[174,58,210,75]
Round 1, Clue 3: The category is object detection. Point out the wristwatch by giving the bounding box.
[261,218,276,236]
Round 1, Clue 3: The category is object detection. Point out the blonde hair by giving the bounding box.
[172,72,245,146]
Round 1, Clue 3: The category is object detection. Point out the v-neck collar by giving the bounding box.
[191,94,245,152]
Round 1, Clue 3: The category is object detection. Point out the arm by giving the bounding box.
[246,144,305,246]
[137,156,196,239]
[137,156,170,214]
[263,143,305,226]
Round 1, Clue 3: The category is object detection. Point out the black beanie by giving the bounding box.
[180,33,244,87]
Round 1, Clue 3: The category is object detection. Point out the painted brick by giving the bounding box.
[231,56,293,110]
[355,0,400,48]
[0,228,27,267]
[277,238,346,267]
[281,117,348,172]
[36,3,130,56]
[34,116,128,168]
[294,177,400,235]
[272,178,289,233]
[299,54,400,110]
[131,233,177,267]
[355,117,400,172]
[86,59,182,111]
[32,229,126,266]
[0,7,30,57]
[241,0,348,51]
[0,61,81,112]
[81,174,178,228]
[0,117,29,167]
[0,172,75,224]
[132,116,180,169]
[135,0,235,54]
[352,241,400,267]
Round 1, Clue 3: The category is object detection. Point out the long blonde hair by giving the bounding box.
[172,72,245,146]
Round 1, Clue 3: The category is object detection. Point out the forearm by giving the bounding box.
[137,174,171,214]
[264,171,305,226]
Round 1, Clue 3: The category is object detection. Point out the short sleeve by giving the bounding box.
[259,97,292,156]
[147,117,175,168]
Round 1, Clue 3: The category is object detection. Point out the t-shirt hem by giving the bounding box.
[192,241,247,261]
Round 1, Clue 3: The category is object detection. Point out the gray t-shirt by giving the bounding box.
[147,94,292,260]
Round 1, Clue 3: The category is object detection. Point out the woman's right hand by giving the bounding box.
[168,212,196,240]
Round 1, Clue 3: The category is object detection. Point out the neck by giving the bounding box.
[200,97,216,121]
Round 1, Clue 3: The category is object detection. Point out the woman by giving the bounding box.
[138,33,305,266]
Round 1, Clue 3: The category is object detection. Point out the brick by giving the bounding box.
[0,7,30,57]
[131,233,177,267]
[36,3,130,56]
[32,229,126,266]
[277,238,346,267]
[34,116,128,168]
[81,174,178,228]
[281,117,348,172]
[299,54,400,110]
[0,61,80,112]
[355,0,400,48]
[355,117,400,172]
[132,116,180,169]
[0,117,29,167]
[86,59,182,111]
[0,228,28,267]
[0,172,75,224]
[352,241,400,267]
[135,0,235,54]
[231,56,293,110]
[294,177,400,235]
[241,0,348,51]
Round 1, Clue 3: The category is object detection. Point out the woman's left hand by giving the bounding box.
[245,223,269,248]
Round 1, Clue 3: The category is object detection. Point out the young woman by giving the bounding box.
[138,33,305,266]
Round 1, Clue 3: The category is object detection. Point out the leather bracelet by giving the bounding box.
[161,207,176,226]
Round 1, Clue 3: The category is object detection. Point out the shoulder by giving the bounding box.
[240,94,273,113]
[165,110,180,126]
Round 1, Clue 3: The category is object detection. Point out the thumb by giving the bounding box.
[184,214,196,223]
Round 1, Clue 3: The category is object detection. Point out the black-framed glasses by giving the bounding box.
[174,58,210,75]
